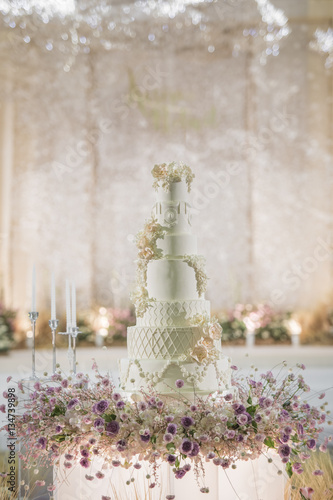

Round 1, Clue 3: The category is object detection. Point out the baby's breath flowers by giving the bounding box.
[4,360,330,499]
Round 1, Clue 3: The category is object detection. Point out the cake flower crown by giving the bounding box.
[152,161,195,192]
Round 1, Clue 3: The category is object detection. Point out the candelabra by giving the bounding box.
[28,311,39,379]
[59,326,82,375]
[49,319,59,373]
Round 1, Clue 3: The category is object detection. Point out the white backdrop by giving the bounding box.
[0,0,332,316]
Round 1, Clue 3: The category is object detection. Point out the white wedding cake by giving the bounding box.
[119,162,233,396]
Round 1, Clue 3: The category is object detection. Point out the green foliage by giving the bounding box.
[263,437,275,448]
[50,405,66,417]
[0,303,16,352]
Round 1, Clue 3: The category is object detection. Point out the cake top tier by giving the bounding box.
[152,162,195,193]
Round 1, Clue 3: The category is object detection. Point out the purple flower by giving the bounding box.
[292,462,303,474]
[296,423,304,436]
[61,380,68,388]
[67,398,79,410]
[81,449,90,458]
[106,420,120,435]
[165,415,174,423]
[213,458,222,466]
[167,454,176,464]
[190,405,198,412]
[278,444,291,458]
[80,458,90,468]
[280,433,289,443]
[167,423,177,435]
[224,393,233,401]
[313,469,323,476]
[184,464,191,472]
[55,425,62,434]
[46,387,55,395]
[230,365,238,370]
[138,401,148,411]
[89,438,96,445]
[140,434,150,442]
[116,439,126,451]
[207,452,215,459]
[175,469,186,479]
[134,463,142,469]
[112,393,122,401]
[157,400,164,408]
[237,414,248,426]
[116,401,125,409]
[233,404,246,415]
[94,417,105,429]
[225,430,236,439]
[38,437,47,449]
[93,400,109,415]
[307,439,316,450]
[254,414,262,423]
[64,461,72,469]
[236,434,244,442]
[180,438,193,455]
[175,379,184,388]
[65,454,73,461]
[163,433,173,443]
[181,416,194,428]
[221,459,230,469]
[189,442,200,457]
[112,460,121,467]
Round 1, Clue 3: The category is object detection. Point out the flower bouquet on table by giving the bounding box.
[1,360,331,499]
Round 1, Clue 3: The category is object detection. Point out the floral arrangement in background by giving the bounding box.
[0,302,16,353]
[218,303,291,344]
[152,162,195,192]
[2,361,330,499]
[92,307,135,346]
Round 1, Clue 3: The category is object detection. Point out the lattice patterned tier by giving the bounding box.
[127,325,202,360]
[136,300,210,327]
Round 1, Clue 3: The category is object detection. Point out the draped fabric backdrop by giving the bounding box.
[0,0,332,317]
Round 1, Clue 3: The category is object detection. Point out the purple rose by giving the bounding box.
[225,430,236,439]
[184,464,191,472]
[167,454,176,464]
[175,469,186,479]
[224,393,233,401]
[55,425,62,434]
[233,404,246,415]
[237,414,248,426]
[163,433,173,443]
[167,423,177,435]
[175,379,184,388]
[278,444,291,458]
[180,438,193,455]
[296,423,304,436]
[221,459,230,469]
[106,420,120,435]
[181,417,194,428]
[190,405,198,412]
[116,401,125,409]
[81,449,89,458]
[112,393,122,401]
[67,398,79,410]
[94,417,105,429]
[254,414,262,423]
[236,434,244,442]
[93,400,109,415]
[138,402,147,411]
[207,452,215,459]
[189,442,200,457]
[165,415,174,423]
[280,433,289,443]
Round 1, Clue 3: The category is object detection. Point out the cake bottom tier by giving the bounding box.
[119,354,233,396]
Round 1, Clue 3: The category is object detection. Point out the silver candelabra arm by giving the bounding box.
[48,319,59,374]
[28,311,39,380]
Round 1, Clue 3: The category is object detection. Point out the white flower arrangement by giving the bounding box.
[183,255,208,297]
[152,162,195,192]
[189,315,222,364]
[131,217,166,317]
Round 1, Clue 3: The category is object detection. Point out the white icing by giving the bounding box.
[147,258,199,301]
[137,299,210,327]
[156,181,189,203]
[127,325,202,360]
[157,233,197,256]
[119,355,233,396]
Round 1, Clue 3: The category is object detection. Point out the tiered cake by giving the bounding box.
[120,162,232,395]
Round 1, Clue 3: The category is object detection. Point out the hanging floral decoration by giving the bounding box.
[183,255,208,297]
[2,361,330,499]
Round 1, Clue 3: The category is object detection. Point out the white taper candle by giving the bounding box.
[71,281,77,328]
[66,279,71,331]
[31,264,36,312]
[51,272,56,320]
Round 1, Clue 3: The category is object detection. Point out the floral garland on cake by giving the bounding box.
[152,162,195,192]
[183,255,208,297]
[2,362,330,499]
[131,217,166,317]
[188,314,222,364]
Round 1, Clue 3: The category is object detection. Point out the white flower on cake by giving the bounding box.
[152,161,195,192]
[189,315,222,364]
[183,255,208,297]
